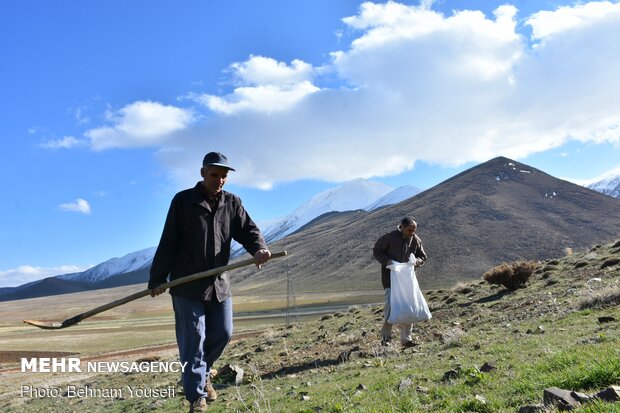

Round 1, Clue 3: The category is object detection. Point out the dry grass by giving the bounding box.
[482,260,539,290]
[579,286,620,310]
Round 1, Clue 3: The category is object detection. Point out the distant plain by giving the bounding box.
[0,284,382,357]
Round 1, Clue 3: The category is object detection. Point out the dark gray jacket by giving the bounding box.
[373,229,428,289]
[148,183,267,302]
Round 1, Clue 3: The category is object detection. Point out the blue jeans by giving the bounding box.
[171,295,233,402]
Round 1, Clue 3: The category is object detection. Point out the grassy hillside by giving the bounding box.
[3,238,619,412]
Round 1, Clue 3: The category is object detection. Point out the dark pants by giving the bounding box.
[172,295,233,402]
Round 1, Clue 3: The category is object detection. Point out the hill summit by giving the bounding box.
[232,156,620,294]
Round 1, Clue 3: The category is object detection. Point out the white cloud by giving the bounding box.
[194,82,320,115]
[40,136,85,149]
[189,56,320,115]
[59,198,91,214]
[85,101,194,150]
[0,264,90,288]
[230,55,316,86]
[526,1,620,40]
[84,1,620,190]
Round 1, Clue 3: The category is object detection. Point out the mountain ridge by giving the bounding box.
[230,156,620,295]
[2,156,620,302]
[261,178,393,243]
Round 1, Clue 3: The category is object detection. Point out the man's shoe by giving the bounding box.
[381,336,391,346]
[401,340,419,349]
[205,379,217,402]
[189,396,208,412]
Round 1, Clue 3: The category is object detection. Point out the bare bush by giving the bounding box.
[482,261,538,290]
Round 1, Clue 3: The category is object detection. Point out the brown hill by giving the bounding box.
[232,156,620,295]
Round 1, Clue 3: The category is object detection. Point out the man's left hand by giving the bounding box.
[254,249,271,269]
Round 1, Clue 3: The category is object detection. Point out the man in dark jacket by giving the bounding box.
[148,152,270,412]
[373,216,427,348]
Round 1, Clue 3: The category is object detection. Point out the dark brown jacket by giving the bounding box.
[373,229,428,289]
[148,183,267,302]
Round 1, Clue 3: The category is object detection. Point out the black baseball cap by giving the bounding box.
[202,152,236,171]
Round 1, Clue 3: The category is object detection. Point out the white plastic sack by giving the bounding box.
[387,253,432,324]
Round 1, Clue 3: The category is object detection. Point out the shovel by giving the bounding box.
[23,250,287,330]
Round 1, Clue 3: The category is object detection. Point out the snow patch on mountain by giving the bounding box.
[58,247,156,283]
[584,166,620,198]
[262,178,393,243]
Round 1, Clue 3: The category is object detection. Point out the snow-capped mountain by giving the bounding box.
[58,247,156,283]
[261,178,393,243]
[365,185,421,211]
[585,167,620,198]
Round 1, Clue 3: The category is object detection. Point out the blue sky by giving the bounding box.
[1,0,620,287]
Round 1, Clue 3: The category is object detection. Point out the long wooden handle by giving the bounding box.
[77,251,287,321]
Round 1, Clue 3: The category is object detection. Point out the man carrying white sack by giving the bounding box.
[373,216,428,348]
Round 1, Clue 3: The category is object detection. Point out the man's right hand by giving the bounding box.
[149,286,166,297]
[254,249,271,269]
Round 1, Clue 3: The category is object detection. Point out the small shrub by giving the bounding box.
[441,327,465,348]
[574,261,589,269]
[462,367,485,386]
[482,261,538,290]
[612,239,620,248]
[453,282,473,294]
